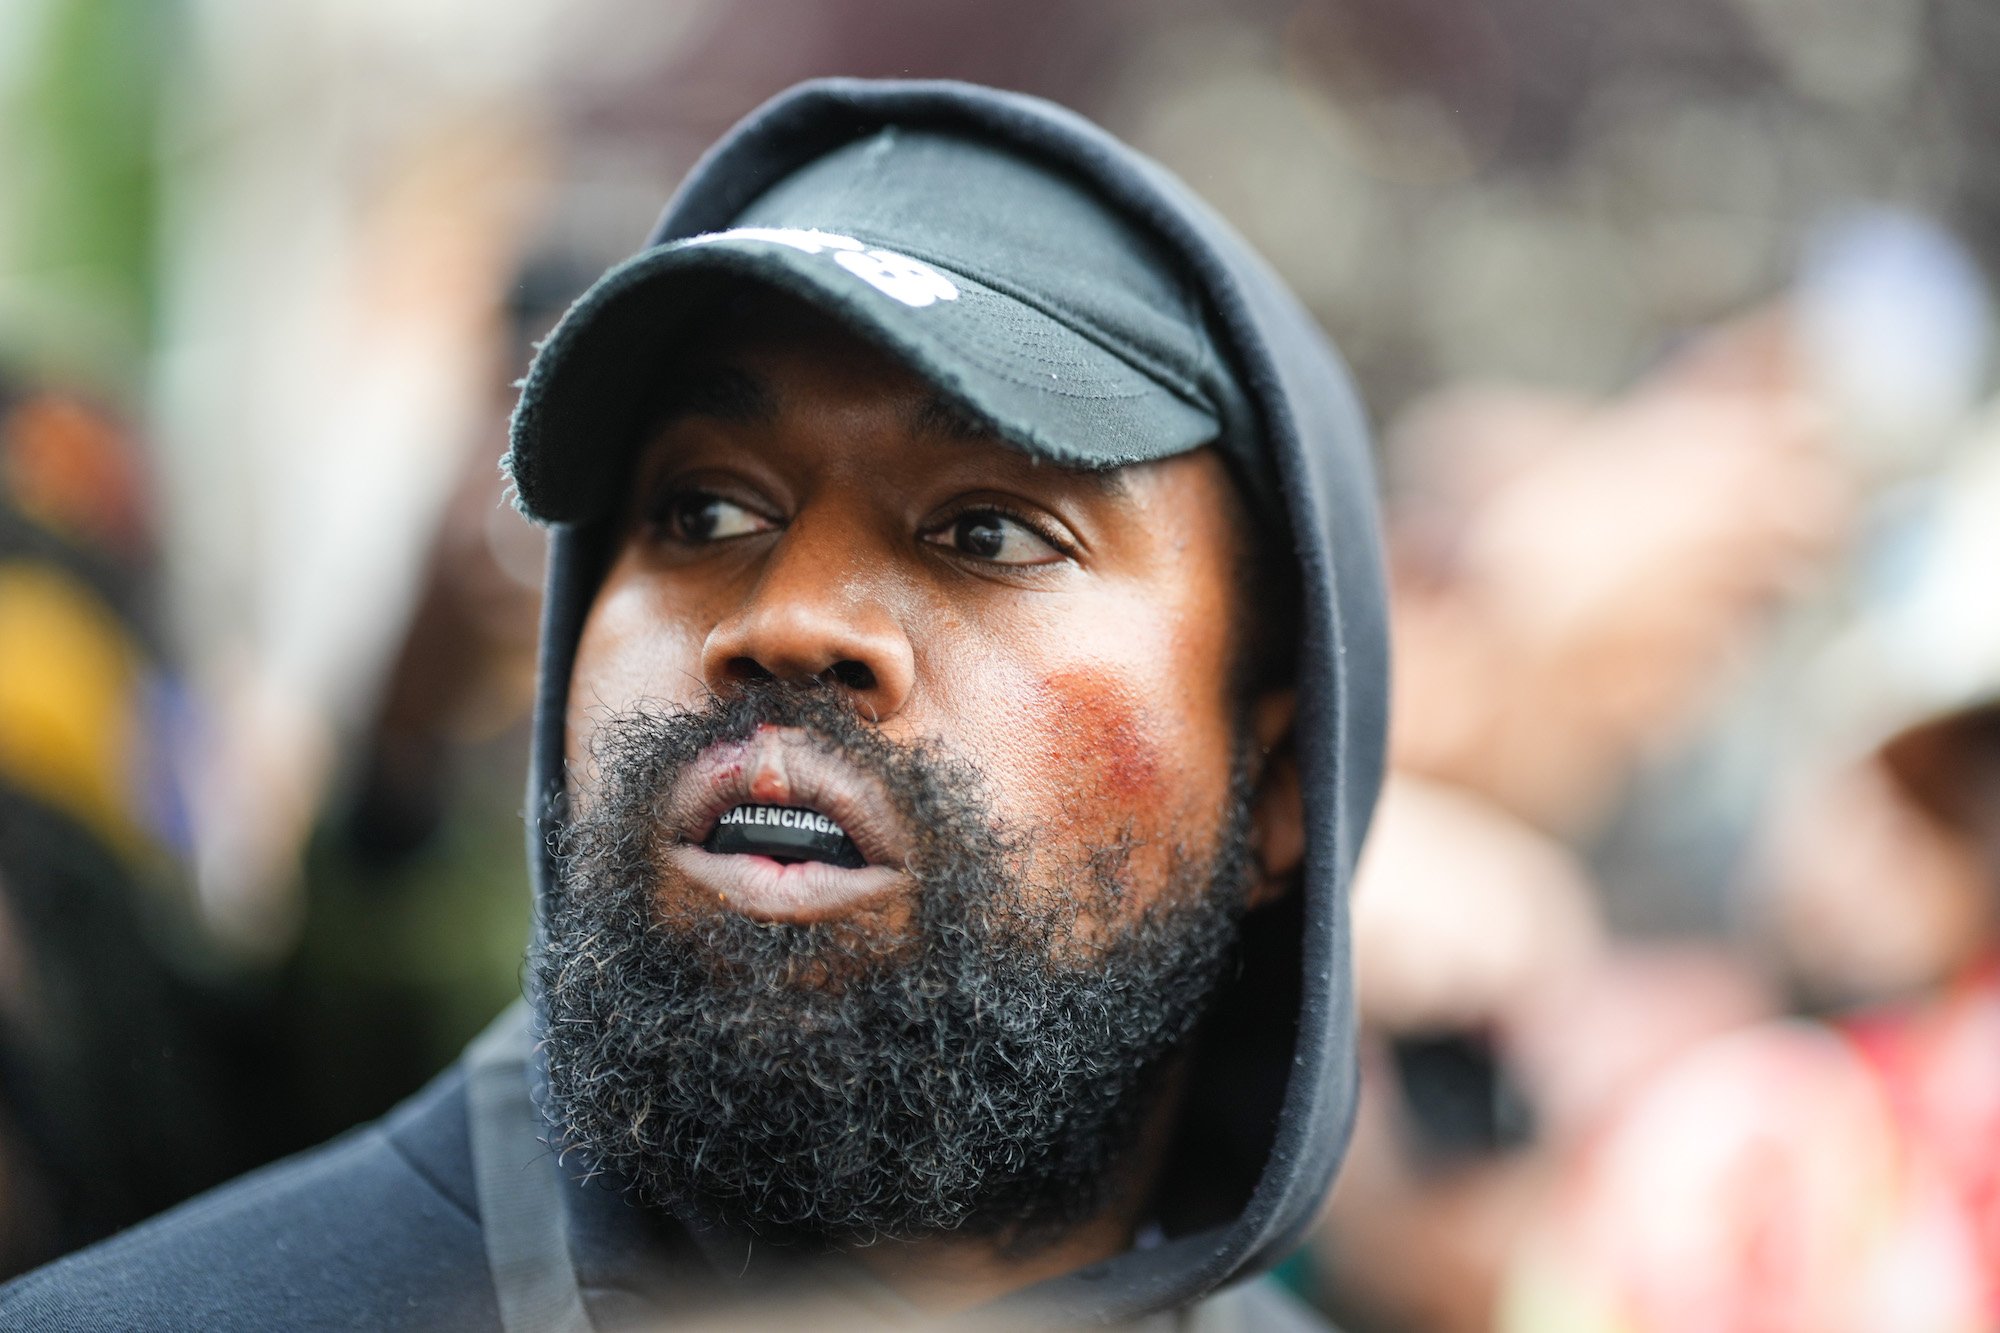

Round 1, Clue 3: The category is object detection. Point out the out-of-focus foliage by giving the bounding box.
[0,0,171,388]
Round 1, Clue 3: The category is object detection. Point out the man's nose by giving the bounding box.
[699,517,917,719]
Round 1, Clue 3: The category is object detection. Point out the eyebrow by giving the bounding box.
[650,365,778,427]
[908,392,1131,498]
[648,367,1132,499]
[907,392,995,442]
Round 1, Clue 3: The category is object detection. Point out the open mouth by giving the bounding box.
[660,729,910,922]
[703,803,868,869]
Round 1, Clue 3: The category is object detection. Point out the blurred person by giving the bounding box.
[1311,774,1603,1333]
[0,79,1389,1329]
[1497,725,2000,1333]
[1763,419,2000,1016]
[1312,775,1778,1332]
[1307,315,1843,1330]
[1496,429,2000,1332]
[0,377,278,1275]
[271,253,581,1144]
[1502,1013,1989,1333]
[333,252,588,866]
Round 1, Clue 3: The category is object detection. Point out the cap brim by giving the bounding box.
[506,231,1220,524]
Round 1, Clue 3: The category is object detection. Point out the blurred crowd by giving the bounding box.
[5,0,2000,1328]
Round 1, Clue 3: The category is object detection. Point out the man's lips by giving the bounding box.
[660,845,905,924]
[659,726,914,922]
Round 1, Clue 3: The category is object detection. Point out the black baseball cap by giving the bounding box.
[505,126,1267,525]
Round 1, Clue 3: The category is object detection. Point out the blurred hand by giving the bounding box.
[1389,312,1851,833]
[1464,386,1842,747]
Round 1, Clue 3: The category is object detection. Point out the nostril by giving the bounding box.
[727,657,777,683]
[826,660,876,692]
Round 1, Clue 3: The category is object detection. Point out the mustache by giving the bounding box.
[569,680,912,799]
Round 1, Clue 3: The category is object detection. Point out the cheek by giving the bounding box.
[941,600,1237,863]
[977,649,1238,919]
[1035,667,1165,806]
[565,573,710,771]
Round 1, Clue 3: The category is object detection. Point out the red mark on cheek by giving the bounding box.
[1039,668,1164,803]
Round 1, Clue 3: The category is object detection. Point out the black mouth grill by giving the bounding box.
[704,803,866,868]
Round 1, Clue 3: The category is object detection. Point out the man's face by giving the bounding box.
[546,293,1296,1247]
[566,298,1268,936]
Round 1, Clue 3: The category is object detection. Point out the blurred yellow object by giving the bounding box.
[0,562,145,850]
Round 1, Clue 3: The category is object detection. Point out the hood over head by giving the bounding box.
[510,78,1388,1322]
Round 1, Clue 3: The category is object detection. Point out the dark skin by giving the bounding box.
[565,297,1303,1306]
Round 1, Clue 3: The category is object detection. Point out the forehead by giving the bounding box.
[653,312,977,440]
[635,288,1126,493]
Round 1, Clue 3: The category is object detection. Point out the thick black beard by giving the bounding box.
[539,683,1252,1249]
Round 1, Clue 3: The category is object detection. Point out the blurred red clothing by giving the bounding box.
[1845,956,2000,1321]
[1503,978,2000,1332]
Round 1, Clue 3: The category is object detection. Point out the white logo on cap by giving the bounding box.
[687,227,960,308]
[831,249,959,307]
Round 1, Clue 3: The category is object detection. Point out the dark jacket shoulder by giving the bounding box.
[0,1064,498,1332]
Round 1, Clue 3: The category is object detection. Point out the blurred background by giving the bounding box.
[3,0,2000,1326]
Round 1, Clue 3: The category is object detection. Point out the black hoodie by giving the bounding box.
[0,78,1386,1331]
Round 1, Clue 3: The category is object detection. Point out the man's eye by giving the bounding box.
[657,492,772,543]
[926,511,1064,565]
